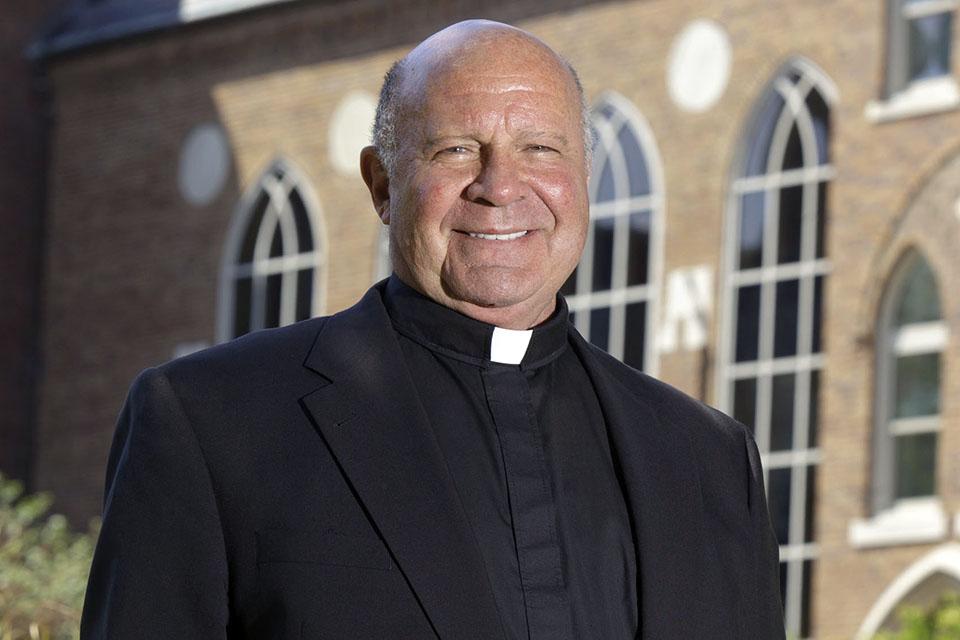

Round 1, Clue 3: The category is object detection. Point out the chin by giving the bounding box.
[442,270,544,311]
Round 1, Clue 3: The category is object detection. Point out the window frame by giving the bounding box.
[717,58,838,640]
[565,91,665,376]
[873,252,947,512]
[217,158,326,342]
[867,0,960,121]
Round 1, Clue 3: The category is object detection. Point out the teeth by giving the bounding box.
[467,230,528,240]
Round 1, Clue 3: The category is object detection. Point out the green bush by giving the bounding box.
[0,474,98,640]
[875,591,960,640]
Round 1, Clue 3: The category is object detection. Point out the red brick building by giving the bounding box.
[0,0,65,486]
[23,0,960,637]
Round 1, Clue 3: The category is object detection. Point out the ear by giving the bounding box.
[360,146,391,224]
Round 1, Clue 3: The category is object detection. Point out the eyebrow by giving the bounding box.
[423,131,572,148]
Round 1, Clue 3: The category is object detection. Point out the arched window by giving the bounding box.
[874,252,946,511]
[718,59,836,639]
[562,92,663,374]
[217,159,325,341]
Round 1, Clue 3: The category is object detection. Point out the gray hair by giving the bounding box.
[371,56,595,179]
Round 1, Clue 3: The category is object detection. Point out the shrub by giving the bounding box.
[875,591,960,640]
[0,474,98,640]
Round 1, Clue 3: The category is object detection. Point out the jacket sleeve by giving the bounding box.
[80,367,230,639]
[743,427,787,639]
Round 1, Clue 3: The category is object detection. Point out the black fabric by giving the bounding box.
[382,276,636,639]
[80,281,785,639]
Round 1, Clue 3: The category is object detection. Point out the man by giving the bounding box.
[81,20,784,639]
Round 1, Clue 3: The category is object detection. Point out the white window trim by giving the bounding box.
[871,254,946,514]
[848,496,948,548]
[567,91,665,376]
[868,0,960,122]
[216,158,327,343]
[866,75,960,122]
[717,59,837,640]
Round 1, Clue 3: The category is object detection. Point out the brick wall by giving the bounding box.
[35,0,960,636]
[0,0,64,485]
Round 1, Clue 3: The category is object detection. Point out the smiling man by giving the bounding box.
[81,20,784,640]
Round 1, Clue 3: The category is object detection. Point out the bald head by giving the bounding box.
[372,20,592,178]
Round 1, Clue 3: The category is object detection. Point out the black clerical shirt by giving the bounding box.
[382,276,637,640]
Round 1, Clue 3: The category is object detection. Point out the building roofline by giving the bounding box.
[28,0,299,61]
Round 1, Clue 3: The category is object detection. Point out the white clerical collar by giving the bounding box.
[489,326,534,365]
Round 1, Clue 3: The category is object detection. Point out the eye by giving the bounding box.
[526,144,559,154]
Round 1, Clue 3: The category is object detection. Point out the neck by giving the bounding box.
[394,274,556,329]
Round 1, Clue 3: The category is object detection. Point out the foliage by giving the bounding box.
[0,473,99,640]
[875,591,960,640]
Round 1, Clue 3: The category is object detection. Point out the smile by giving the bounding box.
[466,230,529,241]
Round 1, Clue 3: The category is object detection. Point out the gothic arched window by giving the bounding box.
[562,92,663,374]
[874,252,946,511]
[719,59,836,639]
[218,159,325,341]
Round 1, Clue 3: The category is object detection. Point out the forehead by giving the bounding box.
[410,45,580,132]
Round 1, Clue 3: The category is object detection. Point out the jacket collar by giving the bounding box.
[300,282,506,640]
[300,283,729,638]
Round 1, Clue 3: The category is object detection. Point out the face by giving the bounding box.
[364,36,589,328]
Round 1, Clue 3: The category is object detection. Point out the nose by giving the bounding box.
[464,149,525,207]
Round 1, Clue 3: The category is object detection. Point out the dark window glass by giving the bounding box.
[816,182,828,259]
[733,377,758,435]
[774,279,800,358]
[801,560,814,638]
[590,306,611,352]
[233,277,252,338]
[739,191,765,270]
[768,467,792,544]
[269,221,284,258]
[807,88,831,165]
[782,124,804,171]
[804,466,817,543]
[736,285,761,362]
[745,92,786,176]
[598,103,617,120]
[290,188,314,252]
[239,193,269,263]
[623,302,646,371]
[771,373,796,451]
[561,268,577,296]
[296,269,313,321]
[895,353,941,418]
[895,432,937,499]
[808,370,820,447]
[895,258,942,326]
[594,157,617,203]
[908,13,953,82]
[266,274,282,328]
[618,123,651,197]
[592,217,615,291]
[812,276,824,353]
[627,210,650,286]
[779,562,788,607]
[777,185,803,264]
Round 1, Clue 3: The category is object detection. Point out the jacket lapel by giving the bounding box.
[300,286,505,640]
[569,330,717,638]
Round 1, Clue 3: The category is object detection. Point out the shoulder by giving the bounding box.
[146,316,329,393]
[578,337,750,451]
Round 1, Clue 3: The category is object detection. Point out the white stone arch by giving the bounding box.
[855,544,960,639]
[216,157,327,342]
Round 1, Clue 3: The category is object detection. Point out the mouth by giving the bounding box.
[463,230,530,241]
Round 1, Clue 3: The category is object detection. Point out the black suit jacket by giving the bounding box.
[81,283,785,639]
